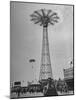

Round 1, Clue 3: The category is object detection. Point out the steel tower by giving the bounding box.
[30,9,59,81]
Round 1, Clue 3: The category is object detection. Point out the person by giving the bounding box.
[17,87,21,98]
[43,78,58,96]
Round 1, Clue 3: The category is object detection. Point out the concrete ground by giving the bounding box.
[11,91,74,99]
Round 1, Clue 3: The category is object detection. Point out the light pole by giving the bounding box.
[29,59,36,83]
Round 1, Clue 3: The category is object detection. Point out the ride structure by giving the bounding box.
[30,9,59,82]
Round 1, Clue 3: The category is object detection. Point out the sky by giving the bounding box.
[10,2,73,84]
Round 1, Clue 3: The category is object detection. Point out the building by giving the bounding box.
[14,81,21,87]
[63,61,74,91]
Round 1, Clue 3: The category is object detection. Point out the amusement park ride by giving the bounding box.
[30,9,60,96]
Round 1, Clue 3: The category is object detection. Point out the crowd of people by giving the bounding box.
[11,78,69,98]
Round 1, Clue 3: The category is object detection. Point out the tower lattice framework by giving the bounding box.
[39,25,52,80]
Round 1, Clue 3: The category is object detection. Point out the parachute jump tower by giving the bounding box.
[30,9,59,82]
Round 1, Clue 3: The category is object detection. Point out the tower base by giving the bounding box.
[39,78,58,96]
